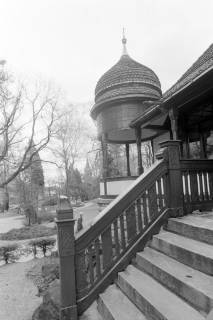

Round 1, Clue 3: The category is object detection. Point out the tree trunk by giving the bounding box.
[0,187,9,212]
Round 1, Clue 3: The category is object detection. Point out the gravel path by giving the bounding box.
[0,260,42,320]
[0,214,25,233]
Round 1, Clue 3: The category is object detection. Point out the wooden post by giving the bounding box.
[56,198,77,320]
[169,108,178,140]
[200,133,206,158]
[135,127,144,175]
[160,140,184,217]
[125,143,131,176]
[150,139,155,164]
[101,134,108,195]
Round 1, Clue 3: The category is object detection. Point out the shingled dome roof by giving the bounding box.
[93,34,162,115]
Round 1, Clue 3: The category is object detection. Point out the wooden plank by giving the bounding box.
[125,204,137,244]
[101,226,113,270]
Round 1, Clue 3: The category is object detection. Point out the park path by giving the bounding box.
[0,201,100,320]
[0,214,25,233]
[0,259,42,320]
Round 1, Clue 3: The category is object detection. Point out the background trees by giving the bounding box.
[0,66,59,212]
[15,143,44,225]
[51,103,99,201]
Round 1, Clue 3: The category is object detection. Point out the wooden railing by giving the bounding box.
[75,159,169,313]
[56,140,213,319]
[181,159,213,212]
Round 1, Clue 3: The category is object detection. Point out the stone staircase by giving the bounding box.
[81,212,213,320]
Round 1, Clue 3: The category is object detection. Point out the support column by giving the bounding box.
[125,143,131,176]
[200,132,206,158]
[135,127,144,175]
[169,108,178,140]
[101,134,108,195]
[150,139,155,164]
[160,140,184,217]
[56,198,77,320]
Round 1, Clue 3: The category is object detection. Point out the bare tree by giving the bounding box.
[51,104,95,198]
[0,68,59,211]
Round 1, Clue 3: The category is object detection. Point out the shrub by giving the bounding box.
[30,238,56,257]
[42,197,58,207]
[0,225,57,241]
[0,244,18,264]
[37,210,56,224]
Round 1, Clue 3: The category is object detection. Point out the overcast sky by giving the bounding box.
[0,0,213,103]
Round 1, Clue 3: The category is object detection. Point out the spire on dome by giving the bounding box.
[122,28,128,56]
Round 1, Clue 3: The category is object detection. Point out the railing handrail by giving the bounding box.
[75,159,167,251]
[181,158,213,170]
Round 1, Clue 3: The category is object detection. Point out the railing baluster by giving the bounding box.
[157,178,163,211]
[76,250,88,299]
[198,172,204,201]
[113,219,120,257]
[88,244,94,285]
[148,183,158,221]
[125,204,137,243]
[183,171,190,204]
[190,172,199,202]
[101,226,113,270]
[163,173,170,207]
[142,193,148,228]
[94,238,101,280]
[119,213,126,251]
[209,172,213,200]
[136,198,143,232]
[203,172,209,200]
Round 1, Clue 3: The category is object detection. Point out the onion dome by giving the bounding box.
[91,33,162,119]
[91,31,162,143]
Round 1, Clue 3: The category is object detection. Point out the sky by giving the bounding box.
[0,0,213,103]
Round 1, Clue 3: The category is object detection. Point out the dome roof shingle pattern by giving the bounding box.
[95,54,162,104]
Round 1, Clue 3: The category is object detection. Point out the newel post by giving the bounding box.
[160,140,184,217]
[56,198,77,320]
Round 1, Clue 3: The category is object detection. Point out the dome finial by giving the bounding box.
[122,28,128,55]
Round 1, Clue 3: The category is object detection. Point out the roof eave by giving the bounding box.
[130,65,213,128]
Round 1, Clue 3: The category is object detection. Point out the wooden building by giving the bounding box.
[91,36,213,199]
[56,38,213,320]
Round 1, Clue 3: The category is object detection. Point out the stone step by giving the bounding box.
[135,247,213,313]
[150,231,213,275]
[97,284,146,320]
[117,264,205,320]
[166,215,213,244]
[80,301,103,320]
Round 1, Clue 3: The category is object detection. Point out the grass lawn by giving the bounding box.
[0,225,57,241]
